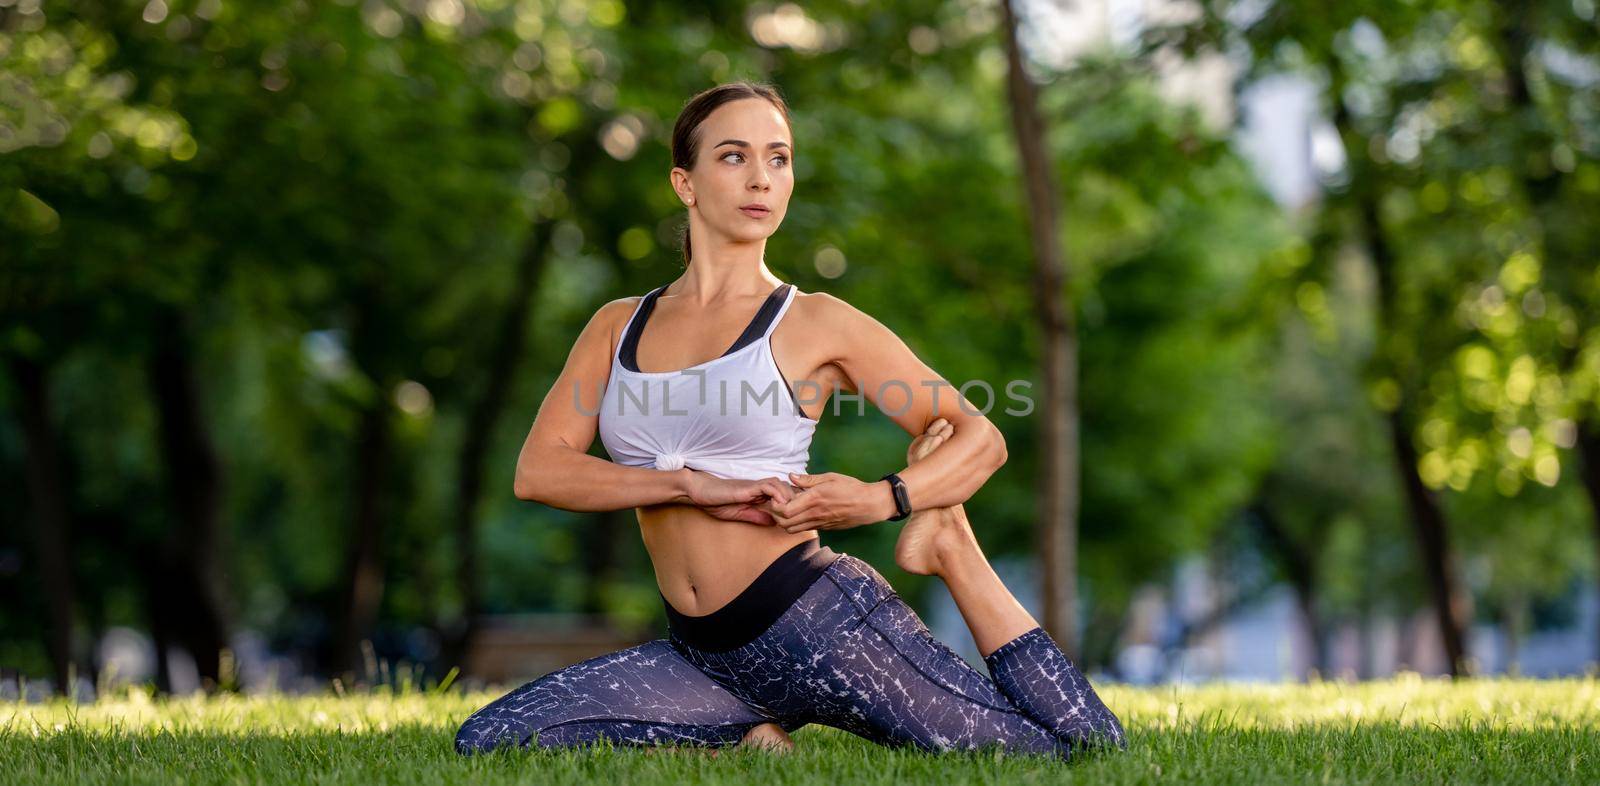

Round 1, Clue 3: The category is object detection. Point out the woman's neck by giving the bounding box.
[672,247,782,304]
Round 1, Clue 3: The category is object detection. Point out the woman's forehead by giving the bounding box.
[703,100,791,143]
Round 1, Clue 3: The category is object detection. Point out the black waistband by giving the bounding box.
[661,538,839,653]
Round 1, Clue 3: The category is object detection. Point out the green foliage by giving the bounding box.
[5,0,1597,682]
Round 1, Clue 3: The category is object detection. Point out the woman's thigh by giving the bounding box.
[454,638,779,754]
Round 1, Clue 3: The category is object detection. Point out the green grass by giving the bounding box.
[4,674,1597,784]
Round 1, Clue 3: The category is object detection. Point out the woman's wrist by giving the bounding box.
[672,467,698,504]
[873,475,900,522]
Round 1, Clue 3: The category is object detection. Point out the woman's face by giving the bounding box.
[672,98,793,244]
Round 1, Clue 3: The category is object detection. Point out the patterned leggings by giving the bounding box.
[454,553,1127,760]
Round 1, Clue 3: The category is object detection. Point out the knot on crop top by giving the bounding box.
[597,283,818,482]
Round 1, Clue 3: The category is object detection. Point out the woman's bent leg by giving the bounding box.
[797,557,1124,760]
[455,638,777,754]
[920,516,1126,752]
[892,421,1126,752]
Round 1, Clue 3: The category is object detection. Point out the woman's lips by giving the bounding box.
[739,206,771,218]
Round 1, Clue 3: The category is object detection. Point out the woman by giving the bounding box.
[455,82,1126,760]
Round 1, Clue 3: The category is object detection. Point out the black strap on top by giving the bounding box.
[619,283,792,373]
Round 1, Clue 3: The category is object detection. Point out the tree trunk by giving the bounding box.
[441,225,551,671]
[146,306,231,689]
[1360,214,1471,677]
[1381,407,1469,676]
[8,354,78,694]
[999,0,1081,659]
[1577,424,1600,665]
[1329,55,1470,677]
[334,400,393,679]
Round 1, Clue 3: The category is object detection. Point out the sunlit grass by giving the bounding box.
[4,675,1597,784]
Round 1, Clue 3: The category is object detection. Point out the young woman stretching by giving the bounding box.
[455,81,1126,760]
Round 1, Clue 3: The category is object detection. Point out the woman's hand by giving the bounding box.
[684,470,795,526]
[767,472,895,533]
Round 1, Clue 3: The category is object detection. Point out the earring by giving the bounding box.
[686,198,694,206]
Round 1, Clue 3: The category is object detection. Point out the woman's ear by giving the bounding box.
[669,167,694,206]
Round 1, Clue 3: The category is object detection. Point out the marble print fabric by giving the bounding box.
[455,554,1127,761]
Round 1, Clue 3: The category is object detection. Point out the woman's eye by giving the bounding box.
[722,151,788,167]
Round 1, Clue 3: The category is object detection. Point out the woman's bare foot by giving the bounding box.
[649,722,793,758]
[736,722,794,753]
[894,418,981,577]
[700,722,793,757]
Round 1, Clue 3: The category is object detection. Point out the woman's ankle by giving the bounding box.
[928,508,981,579]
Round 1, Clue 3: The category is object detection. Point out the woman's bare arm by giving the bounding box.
[838,296,1006,512]
[796,293,1007,517]
[511,298,700,511]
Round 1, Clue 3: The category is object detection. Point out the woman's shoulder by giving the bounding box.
[599,293,648,316]
[568,294,652,361]
[579,295,641,331]
[788,288,878,331]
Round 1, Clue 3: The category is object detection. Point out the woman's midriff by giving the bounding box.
[636,501,819,616]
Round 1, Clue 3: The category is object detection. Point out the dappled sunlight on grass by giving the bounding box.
[1107,673,1600,730]
[3,677,1597,785]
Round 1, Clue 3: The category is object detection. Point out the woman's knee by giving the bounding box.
[455,707,532,755]
[454,676,561,755]
[454,713,500,755]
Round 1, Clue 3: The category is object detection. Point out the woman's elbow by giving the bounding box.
[988,424,1009,470]
[513,455,545,501]
[513,470,540,501]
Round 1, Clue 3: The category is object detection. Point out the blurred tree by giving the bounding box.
[15,0,1553,690]
[998,0,1083,659]
[2,1,233,692]
[1476,0,1600,660]
[1167,0,1482,675]
[1168,0,1599,675]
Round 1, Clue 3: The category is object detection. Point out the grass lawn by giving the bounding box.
[4,674,1597,784]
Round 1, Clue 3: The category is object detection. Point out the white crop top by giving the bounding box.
[597,282,819,481]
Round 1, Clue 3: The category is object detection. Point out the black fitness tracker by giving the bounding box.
[880,472,912,521]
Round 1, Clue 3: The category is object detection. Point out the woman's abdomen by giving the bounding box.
[636,502,816,616]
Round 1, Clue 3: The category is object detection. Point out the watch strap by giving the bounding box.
[880,472,911,521]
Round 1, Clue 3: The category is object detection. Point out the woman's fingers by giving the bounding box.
[759,478,792,504]
[783,517,820,533]
[778,499,826,531]
[775,490,819,520]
